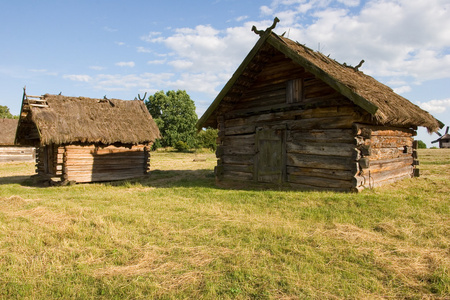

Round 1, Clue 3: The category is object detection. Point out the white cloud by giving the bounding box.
[137,47,152,53]
[115,61,135,67]
[168,60,194,70]
[89,66,105,71]
[417,99,450,114]
[115,41,125,46]
[260,5,273,15]
[236,15,249,22]
[147,59,166,65]
[140,31,162,42]
[63,74,92,82]
[337,0,360,6]
[393,85,411,94]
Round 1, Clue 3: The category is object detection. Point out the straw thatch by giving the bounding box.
[0,119,18,145]
[16,94,160,146]
[198,31,441,133]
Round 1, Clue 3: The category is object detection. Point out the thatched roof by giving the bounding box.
[198,27,442,133]
[16,93,160,146]
[0,118,18,145]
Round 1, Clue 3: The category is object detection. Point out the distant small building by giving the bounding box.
[197,20,442,192]
[0,118,35,162]
[15,92,160,184]
[431,127,450,148]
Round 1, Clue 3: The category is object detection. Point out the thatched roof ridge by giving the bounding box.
[0,119,18,145]
[197,30,441,133]
[16,94,160,146]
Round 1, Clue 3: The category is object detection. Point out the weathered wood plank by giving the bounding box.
[218,144,256,155]
[287,153,354,170]
[287,141,355,157]
[287,166,355,181]
[222,154,254,165]
[287,174,353,189]
[222,171,253,181]
[287,129,355,143]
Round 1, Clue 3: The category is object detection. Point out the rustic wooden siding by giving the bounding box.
[354,124,415,189]
[63,145,149,183]
[216,54,369,191]
[0,146,35,163]
[35,144,151,183]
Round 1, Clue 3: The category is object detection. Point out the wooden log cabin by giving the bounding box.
[197,19,442,192]
[0,118,35,162]
[15,92,160,184]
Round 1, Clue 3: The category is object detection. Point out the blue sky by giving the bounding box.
[1,0,449,146]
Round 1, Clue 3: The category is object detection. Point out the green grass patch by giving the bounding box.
[0,149,449,298]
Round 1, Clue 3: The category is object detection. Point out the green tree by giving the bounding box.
[196,128,218,151]
[145,90,198,149]
[417,140,427,149]
[0,105,17,119]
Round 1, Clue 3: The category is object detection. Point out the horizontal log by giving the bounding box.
[222,171,254,181]
[287,116,360,130]
[353,123,415,137]
[224,125,256,136]
[370,172,413,188]
[287,129,355,143]
[221,134,255,146]
[287,166,355,181]
[370,136,413,148]
[222,154,254,165]
[287,174,353,189]
[223,164,254,174]
[287,141,356,157]
[288,182,352,192]
[369,148,410,160]
[368,156,413,170]
[67,173,145,183]
[362,166,413,185]
[0,156,35,162]
[287,153,355,171]
[217,145,256,156]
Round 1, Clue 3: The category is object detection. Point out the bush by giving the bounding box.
[174,141,189,152]
[417,140,427,149]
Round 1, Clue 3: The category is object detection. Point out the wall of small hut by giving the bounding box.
[0,146,35,163]
[36,144,152,183]
[214,51,416,191]
[0,118,35,163]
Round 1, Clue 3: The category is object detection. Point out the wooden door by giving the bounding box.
[255,127,285,183]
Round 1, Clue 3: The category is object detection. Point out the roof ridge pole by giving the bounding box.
[252,17,280,37]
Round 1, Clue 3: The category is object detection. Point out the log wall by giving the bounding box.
[353,124,415,190]
[215,54,369,191]
[0,146,35,163]
[36,144,151,183]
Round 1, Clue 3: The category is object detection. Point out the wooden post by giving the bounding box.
[412,140,419,177]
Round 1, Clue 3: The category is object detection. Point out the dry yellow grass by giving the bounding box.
[0,149,448,299]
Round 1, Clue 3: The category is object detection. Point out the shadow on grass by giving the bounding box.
[5,169,334,193]
[0,175,34,185]
[109,169,218,189]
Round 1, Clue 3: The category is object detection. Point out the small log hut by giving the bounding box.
[0,118,35,162]
[15,92,160,184]
[197,19,442,192]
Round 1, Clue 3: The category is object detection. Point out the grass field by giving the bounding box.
[0,149,449,299]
